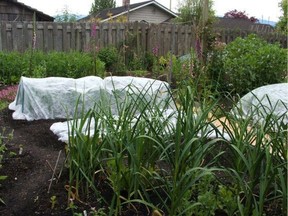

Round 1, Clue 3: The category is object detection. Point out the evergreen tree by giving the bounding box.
[90,0,116,14]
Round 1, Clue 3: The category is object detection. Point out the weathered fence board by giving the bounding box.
[215,29,287,48]
[0,21,286,55]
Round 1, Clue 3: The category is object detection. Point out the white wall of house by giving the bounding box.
[128,5,172,23]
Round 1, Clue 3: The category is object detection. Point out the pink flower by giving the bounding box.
[0,85,18,102]
[152,45,159,56]
[91,23,97,38]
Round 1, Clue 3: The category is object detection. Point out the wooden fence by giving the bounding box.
[215,29,287,48]
[0,22,196,56]
[0,21,286,55]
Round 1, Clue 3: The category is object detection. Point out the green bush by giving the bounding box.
[97,46,120,72]
[0,51,106,84]
[0,51,23,84]
[207,34,287,95]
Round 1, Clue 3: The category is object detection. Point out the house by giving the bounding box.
[213,17,274,33]
[0,0,54,21]
[79,0,178,24]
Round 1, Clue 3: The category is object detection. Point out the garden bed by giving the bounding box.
[0,83,286,216]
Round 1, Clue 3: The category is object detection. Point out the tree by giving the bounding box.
[276,0,287,33]
[54,6,78,22]
[224,10,259,23]
[90,0,116,15]
[175,0,215,62]
[176,0,215,26]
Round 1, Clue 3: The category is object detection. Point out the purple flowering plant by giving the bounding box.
[0,85,18,102]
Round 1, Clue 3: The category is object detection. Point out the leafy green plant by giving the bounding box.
[221,34,287,95]
[129,70,148,77]
[97,46,120,72]
[0,51,23,84]
[0,101,8,111]
[50,195,57,209]
[214,97,287,215]
[0,51,106,84]
[0,128,13,205]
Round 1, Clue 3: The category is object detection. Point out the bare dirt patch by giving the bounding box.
[0,107,70,215]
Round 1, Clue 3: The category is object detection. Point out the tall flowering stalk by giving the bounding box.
[28,12,37,77]
[152,44,160,76]
[32,31,36,51]
[90,22,100,75]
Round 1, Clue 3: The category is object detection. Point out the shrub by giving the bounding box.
[207,34,287,95]
[97,46,120,72]
[0,51,23,84]
[0,51,106,84]
[45,51,98,78]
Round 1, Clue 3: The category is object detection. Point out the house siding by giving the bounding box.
[128,5,172,23]
[0,1,53,21]
[0,1,33,21]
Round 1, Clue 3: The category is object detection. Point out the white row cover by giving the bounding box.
[9,76,171,121]
[233,83,288,125]
[50,83,288,143]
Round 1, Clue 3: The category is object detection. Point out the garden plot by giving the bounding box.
[9,77,288,143]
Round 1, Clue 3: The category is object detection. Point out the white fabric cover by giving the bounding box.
[50,108,178,143]
[233,83,288,124]
[9,76,171,121]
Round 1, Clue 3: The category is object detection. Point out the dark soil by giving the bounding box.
[0,107,70,215]
[0,107,149,216]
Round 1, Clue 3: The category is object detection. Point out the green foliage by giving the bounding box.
[176,0,215,25]
[215,100,288,215]
[65,80,287,215]
[97,46,122,73]
[126,53,145,71]
[0,51,106,84]
[50,195,57,209]
[45,51,97,78]
[90,0,116,14]
[0,128,13,205]
[276,0,288,33]
[206,39,227,93]
[208,34,287,95]
[0,101,8,111]
[0,51,23,84]
[129,70,147,77]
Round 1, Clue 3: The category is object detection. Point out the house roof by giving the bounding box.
[79,0,178,22]
[4,0,54,21]
[213,17,274,32]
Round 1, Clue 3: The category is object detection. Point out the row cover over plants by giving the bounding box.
[9,76,172,121]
